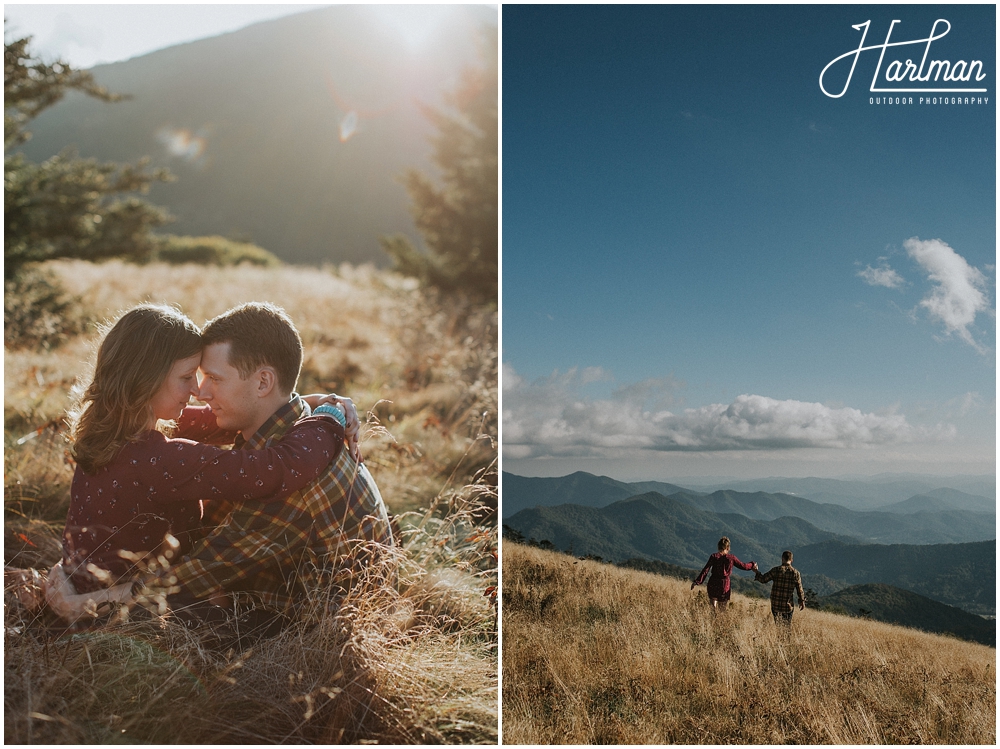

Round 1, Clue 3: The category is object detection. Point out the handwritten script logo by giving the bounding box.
[820,20,987,98]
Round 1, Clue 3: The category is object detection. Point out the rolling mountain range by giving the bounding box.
[690,475,996,510]
[18,5,497,266]
[502,471,995,545]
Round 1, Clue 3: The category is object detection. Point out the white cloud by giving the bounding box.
[503,366,951,460]
[904,237,992,353]
[858,260,904,289]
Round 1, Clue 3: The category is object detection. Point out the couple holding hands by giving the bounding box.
[691,536,806,626]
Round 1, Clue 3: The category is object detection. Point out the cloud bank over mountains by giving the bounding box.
[503,365,953,460]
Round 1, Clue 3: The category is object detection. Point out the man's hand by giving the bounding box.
[44,562,132,623]
[690,582,696,590]
[799,602,805,611]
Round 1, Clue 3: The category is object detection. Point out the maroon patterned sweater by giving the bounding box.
[694,551,756,602]
[61,405,341,591]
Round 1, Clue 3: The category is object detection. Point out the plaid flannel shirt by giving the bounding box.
[166,396,393,613]
[755,563,804,614]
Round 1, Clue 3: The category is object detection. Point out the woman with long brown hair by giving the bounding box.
[55,303,348,596]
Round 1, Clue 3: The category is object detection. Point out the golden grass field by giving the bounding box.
[4,259,497,743]
[502,542,995,744]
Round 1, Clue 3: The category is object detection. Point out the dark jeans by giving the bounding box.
[165,590,292,650]
[772,610,793,626]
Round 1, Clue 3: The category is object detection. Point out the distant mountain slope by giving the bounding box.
[794,540,995,615]
[878,488,994,515]
[18,5,496,266]
[817,583,994,646]
[705,475,995,510]
[501,471,692,517]
[504,491,854,569]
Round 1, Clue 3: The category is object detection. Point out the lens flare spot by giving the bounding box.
[339,111,359,142]
[156,127,209,163]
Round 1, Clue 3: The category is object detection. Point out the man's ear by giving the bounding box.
[256,367,278,398]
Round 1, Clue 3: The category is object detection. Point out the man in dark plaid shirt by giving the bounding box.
[755,550,805,626]
[166,394,392,616]
[162,302,393,624]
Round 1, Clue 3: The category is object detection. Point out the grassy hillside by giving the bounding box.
[5,260,497,743]
[502,543,995,744]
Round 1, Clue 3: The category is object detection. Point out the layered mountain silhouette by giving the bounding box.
[877,487,995,515]
[701,475,995,511]
[503,471,995,544]
[18,5,497,265]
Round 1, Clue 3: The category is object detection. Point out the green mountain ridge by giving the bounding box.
[817,583,994,647]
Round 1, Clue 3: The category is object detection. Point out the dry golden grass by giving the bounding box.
[502,543,995,744]
[4,260,497,743]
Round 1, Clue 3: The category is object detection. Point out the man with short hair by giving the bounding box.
[754,550,805,627]
[48,302,393,634]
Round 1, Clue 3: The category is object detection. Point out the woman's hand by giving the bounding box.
[44,562,132,623]
[313,394,362,462]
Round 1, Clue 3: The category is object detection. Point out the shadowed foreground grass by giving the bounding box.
[502,543,995,744]
[5,260,497,743]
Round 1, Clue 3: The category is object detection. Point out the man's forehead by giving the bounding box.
[199,342,235,374]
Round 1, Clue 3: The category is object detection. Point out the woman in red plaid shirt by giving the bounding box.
[690,536,757,613]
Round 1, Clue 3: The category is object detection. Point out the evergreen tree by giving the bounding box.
[4,31,172,281]
[381,26,497,305]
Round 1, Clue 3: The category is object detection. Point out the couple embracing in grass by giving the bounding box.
[9,301,394,646]
[691,536,806,627]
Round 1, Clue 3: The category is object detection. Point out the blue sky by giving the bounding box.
[502,5,995,480]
